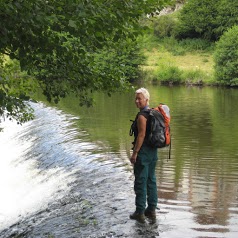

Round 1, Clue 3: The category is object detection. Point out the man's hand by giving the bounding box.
[130,153,137,164]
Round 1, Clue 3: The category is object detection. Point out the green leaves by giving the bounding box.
[0,57,35,124]
[214,25,238,85]
[68,20,77,29]
[0,0,172,124]
[176,0,238,41]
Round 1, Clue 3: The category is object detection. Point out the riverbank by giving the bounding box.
[139,35,216,86]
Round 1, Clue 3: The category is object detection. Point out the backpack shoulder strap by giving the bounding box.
[129,112,140,136]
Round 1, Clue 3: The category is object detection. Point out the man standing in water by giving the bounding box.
[129,88,158,223]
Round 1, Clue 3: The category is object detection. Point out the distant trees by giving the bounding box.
[175,0,238,41]
[214,26,238,86]
[151,0,238,86]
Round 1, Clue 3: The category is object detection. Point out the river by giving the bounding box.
[0,85,238,238]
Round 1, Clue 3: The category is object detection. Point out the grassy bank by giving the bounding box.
[139,35,216,86]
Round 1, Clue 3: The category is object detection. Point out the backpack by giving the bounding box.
[129,103,171,159]
[147,103,171,149]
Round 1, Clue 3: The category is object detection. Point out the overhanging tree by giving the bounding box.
[0,0,171,124]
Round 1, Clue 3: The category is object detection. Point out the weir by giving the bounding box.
[1,84,238,238]
[0,103,135,238]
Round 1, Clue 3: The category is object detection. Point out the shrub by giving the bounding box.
[182,69,209,85]
[153,13,178,38]
[175,0,238,41]
[215,0,238,38]
[139,69,158,82]
[214,25,238,86]
[178,38,214,52]
[155,37,213,56]
[155,65,183,84]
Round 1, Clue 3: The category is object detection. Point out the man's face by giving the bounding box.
[135,93,148,109]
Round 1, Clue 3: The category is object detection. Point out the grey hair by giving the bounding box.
[136,87,150,103]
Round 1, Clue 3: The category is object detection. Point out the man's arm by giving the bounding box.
[130,115,147,164]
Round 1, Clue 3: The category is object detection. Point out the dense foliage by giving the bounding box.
[175,0,238,41]
[153,14,177,38]
[0,0,170,124]
[214,25,238,86]
[146,0,238,87]
[0,57,35,124]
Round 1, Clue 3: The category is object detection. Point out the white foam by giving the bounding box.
[0,119,73,230]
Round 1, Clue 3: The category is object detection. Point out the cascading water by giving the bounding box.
[0,110,69,227]
[2,86,238,238]
[0,102,147,238]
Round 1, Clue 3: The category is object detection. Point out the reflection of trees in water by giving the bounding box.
[157,146,238,226]
[190,174,234,226]
[152,86,238,230]
[53,85,238,233]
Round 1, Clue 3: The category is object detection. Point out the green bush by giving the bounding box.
[175,0,238,41]
[158,37,185,55]
[214,25,238,86]
[0,56,35,124]
[215,0,238,38]
[153,14,178,38]
[178,38,214,52]
[175,0,218,40]
[93,38,145,84]
[182,69,209,85]
[139,69,158,82]
[156,37,213,56]
[155,65,183,84]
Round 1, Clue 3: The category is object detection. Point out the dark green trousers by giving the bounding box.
[134,145,158,214]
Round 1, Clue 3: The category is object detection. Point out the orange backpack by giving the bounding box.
[146,103,171,159]
[151,103,171,147]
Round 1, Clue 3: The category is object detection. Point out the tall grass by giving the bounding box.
[140,64,212,85]
[139,34,215,85]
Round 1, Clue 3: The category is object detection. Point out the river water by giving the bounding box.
[0,85,238,238]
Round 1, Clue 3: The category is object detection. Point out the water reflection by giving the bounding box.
[1,85,238,237]
[55,85,238,237]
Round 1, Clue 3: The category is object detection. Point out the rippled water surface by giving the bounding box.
[0,85,238,238]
